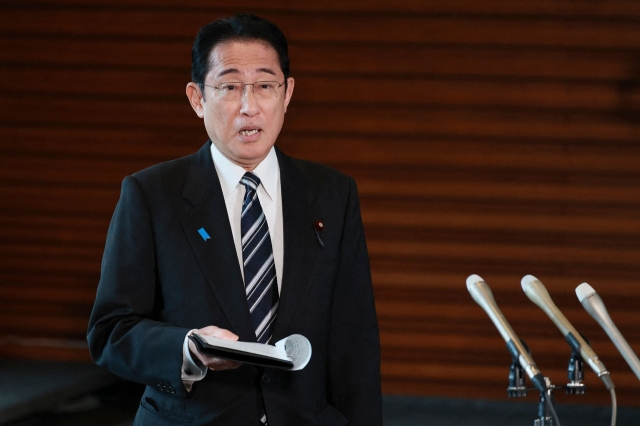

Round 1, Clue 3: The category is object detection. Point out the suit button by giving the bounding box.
[261,373,270,384]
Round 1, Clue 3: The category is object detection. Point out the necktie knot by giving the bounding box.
[241,172,261,193]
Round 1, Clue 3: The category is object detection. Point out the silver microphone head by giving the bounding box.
[576,283,596,302]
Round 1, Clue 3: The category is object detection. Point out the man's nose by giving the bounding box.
[240,84,260,116]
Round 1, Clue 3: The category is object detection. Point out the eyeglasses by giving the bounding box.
[203,81,285,101]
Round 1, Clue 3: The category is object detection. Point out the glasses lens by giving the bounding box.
[253,82,279,99]
[217,83,242,101]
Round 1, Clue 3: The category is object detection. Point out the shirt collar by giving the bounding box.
[210,142,279,200]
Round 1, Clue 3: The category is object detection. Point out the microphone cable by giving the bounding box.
[609,387,617,426]
[531,378,616,426]
[545,394,562,426]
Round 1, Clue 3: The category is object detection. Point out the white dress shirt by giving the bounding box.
[181,143,284,387]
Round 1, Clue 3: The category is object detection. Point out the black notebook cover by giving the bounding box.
[189,334,294,369]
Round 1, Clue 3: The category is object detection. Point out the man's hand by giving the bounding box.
[188,325,243,371]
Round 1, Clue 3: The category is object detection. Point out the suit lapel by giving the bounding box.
[181,142,256,341]
[272,148,320,342]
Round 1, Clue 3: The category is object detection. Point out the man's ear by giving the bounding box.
[186,82,205,118]
[283,77,295,113]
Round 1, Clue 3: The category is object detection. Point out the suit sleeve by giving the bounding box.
[327,177,383,425]
[87,175,190,397]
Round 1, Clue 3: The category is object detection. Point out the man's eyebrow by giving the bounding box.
[216,67,277,78]
[217,68,239,78]
[256,68,277,76]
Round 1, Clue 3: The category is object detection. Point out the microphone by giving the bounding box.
[521,275,614,390]
[467,274,547,392]
[576,283,640,381]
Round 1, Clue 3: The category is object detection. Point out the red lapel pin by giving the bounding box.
[314,221,325,248]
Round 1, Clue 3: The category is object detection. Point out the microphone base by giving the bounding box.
[534,417,554,426]
[507,386,527,398]
[565,381,586,395]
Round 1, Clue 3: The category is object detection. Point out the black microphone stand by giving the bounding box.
[565,333,587,395]
[507,339,586,426]
[535,376,556,426]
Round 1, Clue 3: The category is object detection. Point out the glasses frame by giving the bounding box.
[203,81,286,101]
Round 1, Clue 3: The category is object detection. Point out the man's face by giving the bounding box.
[187,41,294,170]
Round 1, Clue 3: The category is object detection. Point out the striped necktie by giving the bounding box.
[240,172,279,345]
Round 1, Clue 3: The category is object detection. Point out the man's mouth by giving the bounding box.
[240,129,260,136]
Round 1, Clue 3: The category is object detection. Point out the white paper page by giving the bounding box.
[275,334,312,370]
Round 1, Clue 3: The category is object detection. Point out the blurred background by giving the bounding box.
[1,0,639,424]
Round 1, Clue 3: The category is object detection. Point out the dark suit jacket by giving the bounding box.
[87,142,382,426]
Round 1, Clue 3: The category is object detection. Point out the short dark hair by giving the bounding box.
[191,14,290,92]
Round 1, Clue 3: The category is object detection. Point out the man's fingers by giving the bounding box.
[188,341,242,371]
[188,328,243,371]
[205,357,242,371]
[197,325,239,341]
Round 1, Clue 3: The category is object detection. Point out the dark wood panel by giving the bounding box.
[0,314,89,335]
[3,207,638,252]
[2,134,640,200]
[379,333,639,365]
[1,98,636,141]
[362,210,640,236]
[2,38,636,82]
[371,272,640,305]
[0,186,119,215]
[0,97,198,128]
[376,294,640,329]
[4,152,640,190]
[3,128,640,174]
[4,236,639,280]
[0,215,109,246]
[2,172,638,208]
[355,178,640,203]
[290,43,637,79]
[0,67,623,110]
[0,37,191,69]
[2,9,640,49]
[0,286,96,304]
[0,127,205,159]
[291,45,639,80]
[0,300,93,316]
[0,258,101,275]
[369,254,640,281]
[6,0,640,18]
[341,163,640,190]
[0,245,103,268]
[0,157,156,186]
[370,191,640,219]
[278,136,640,171]
[5,232,638,272]
[296,77,619,109]
[0,345,91,362]
[0,270,99,286]
[0,67,188,98]
[282,106,638,140]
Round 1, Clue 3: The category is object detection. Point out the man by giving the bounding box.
[87,14,382,426]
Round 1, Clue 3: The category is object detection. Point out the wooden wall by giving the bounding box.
[1,0,640,406]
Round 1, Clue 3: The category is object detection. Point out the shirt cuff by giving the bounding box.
[181,329,207,389]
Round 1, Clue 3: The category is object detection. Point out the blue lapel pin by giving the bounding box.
[197,227,211,241]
